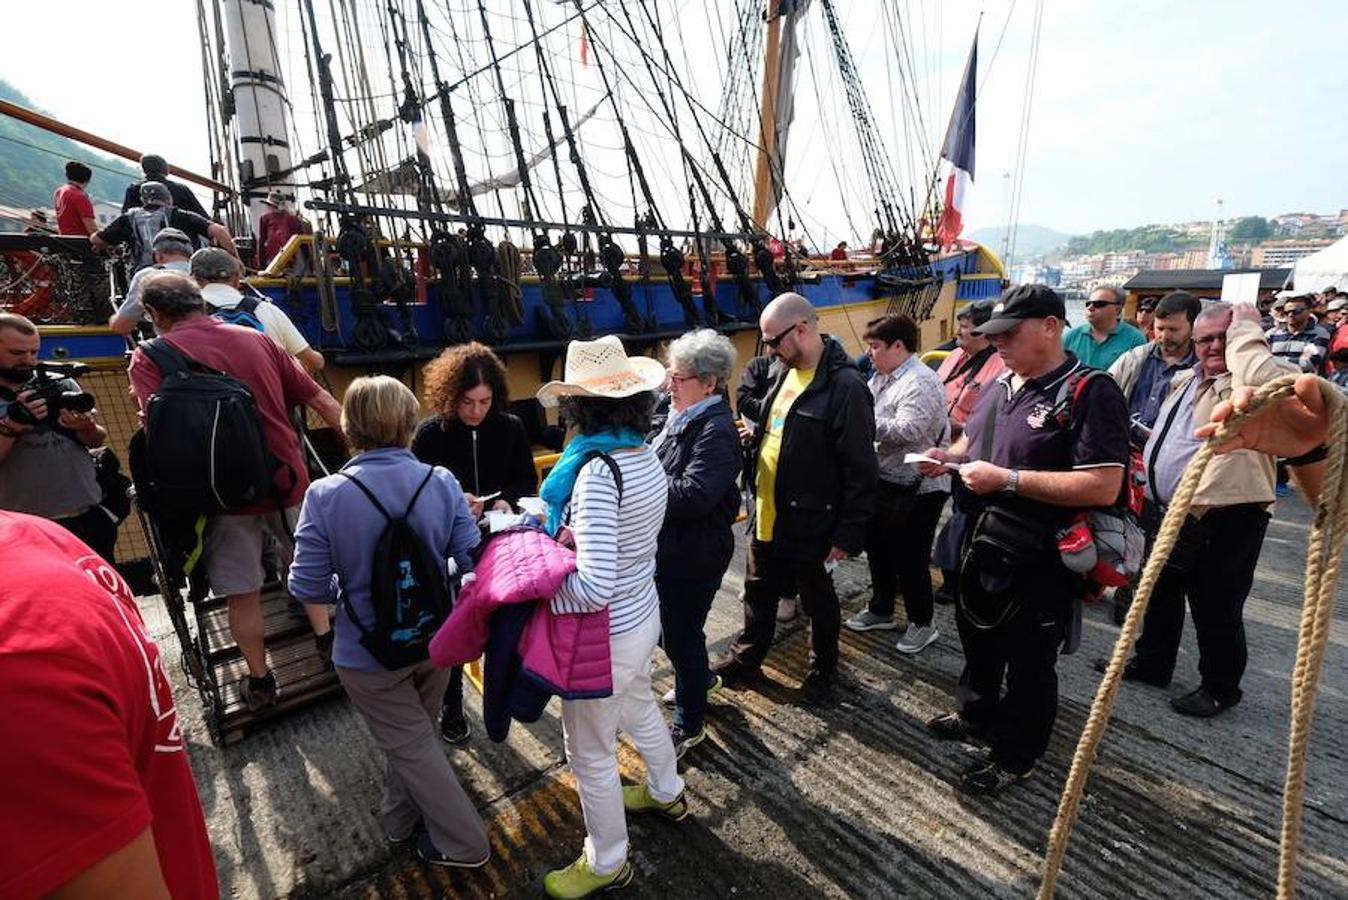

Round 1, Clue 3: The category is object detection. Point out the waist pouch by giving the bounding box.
[959,504,1056,629]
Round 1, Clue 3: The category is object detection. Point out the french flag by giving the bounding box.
[936,31,977,249]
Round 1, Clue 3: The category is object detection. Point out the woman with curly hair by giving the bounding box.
[412,342,537,743]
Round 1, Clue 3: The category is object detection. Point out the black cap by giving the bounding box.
[1138,295,1159,311]
[957,299,997,327]
[974,284,1067,336]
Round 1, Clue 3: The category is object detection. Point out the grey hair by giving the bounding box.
[1195,301,1234,328]
[140,271,206,319]
[666,328,737,389]
[190,246,241,284]
[1089,285,1126,305]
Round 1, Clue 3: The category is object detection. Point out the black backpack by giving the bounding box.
[338,467,453,670]
[139,339,280,516]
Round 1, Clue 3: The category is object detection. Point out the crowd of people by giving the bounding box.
[2,270,1338,898]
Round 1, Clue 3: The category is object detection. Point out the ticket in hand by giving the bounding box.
[902,452,962,471]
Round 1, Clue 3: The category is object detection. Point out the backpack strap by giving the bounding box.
[237,293,260,315]
[140,338,192,379]
[338,465,437,522]
[583,450,625,504]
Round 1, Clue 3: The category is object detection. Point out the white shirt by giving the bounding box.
[200,282,311,358]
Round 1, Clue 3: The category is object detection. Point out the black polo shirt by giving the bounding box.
[963,353,1129,516]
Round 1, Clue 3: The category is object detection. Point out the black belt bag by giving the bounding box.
[959,503,1056,629]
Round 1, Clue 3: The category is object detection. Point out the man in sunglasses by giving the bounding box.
[1062,285,1147,370]
[1266,293,1331,375]
[713,292,877,699]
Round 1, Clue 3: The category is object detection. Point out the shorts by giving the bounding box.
[203,507,299,596]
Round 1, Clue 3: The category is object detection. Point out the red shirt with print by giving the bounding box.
[53,183,96,235]
[0,513,218,899]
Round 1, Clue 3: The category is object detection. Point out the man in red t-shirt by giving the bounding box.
[255,191,310,270]
[0,511,219,899]
[53,160,98,236]
[128,271,343,709]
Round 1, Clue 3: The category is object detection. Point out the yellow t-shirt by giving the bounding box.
[755,366,815,542]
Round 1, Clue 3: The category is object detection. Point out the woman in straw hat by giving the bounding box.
[535,335,688,899]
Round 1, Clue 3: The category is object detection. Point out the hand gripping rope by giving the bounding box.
[1039,374,1348,900]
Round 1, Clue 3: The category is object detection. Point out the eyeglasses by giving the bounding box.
[1285,307,1309,316]
[1194,334,1227,347]
[762,321,801,349]
[666,370,699,383]
[1084,300,1118,310]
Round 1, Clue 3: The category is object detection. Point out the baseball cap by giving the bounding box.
[150,227,193,255]
[190,246,240,281]
[1328,297,1347,312]
[973,284,1067,336]
[139,181,172,206]
[956,299,997,327]
[1138,295,1159,311]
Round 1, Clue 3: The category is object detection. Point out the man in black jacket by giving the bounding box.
[713,293,878,697]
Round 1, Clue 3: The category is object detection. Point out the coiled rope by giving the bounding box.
[1038,373,1348,900]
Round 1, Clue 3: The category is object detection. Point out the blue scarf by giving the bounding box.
[539,428,643,536]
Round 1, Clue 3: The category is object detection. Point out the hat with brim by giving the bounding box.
[536,334,666,407]
[973,283,1067,336]
[261,190,285,207]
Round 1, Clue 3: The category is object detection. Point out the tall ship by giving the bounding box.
[0,0,1006,736]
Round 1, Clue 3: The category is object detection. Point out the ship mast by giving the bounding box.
[750,0,785,232]
[219,0,296,231]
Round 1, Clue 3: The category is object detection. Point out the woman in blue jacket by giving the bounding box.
[289,376,489,870]
[650,329,743,758]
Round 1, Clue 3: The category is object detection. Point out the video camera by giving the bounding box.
[7,361,96,426]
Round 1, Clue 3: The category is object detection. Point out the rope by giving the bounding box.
[495,238,524,325]
[1038,373,1348,900]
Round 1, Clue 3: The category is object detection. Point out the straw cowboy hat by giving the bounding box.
[536,335,665,407]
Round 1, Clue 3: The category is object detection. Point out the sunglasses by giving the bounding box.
[1084,300,1118,310]
[762,321,801,349]
[1285,307,1309,316]
[1194,334,1227,347]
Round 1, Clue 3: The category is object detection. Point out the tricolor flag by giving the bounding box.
[935,30,977,249]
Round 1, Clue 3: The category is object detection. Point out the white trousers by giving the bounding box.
[560,611,685,874]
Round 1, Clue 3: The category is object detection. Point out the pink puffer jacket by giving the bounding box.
[430,526,612,697]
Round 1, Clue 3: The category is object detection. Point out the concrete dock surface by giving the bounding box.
[144,493,1348,899]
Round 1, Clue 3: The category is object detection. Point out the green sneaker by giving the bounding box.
[621,784,689,822]
[544,854,633,899]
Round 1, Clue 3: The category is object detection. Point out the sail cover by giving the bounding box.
[762,0,813,220]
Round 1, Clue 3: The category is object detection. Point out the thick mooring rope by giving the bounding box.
[1038,374,1348,899]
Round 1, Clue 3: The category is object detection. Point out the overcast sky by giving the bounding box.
[2,0,1345,242]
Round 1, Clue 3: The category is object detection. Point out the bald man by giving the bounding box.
[712,292,878,699]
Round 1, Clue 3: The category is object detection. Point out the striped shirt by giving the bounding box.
[551,447,669,635]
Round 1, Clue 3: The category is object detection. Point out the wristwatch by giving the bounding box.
[1004,468,1020,494]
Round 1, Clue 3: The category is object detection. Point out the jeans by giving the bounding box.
[956,562,1073,775]
[560,612,684,875]
[730,539,842,675]
[1131,504,1270,704]
[657,575,722,733]
[864,487,947,627]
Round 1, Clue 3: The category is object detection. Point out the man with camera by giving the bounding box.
[0,313,116,563]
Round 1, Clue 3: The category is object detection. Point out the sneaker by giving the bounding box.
[440,711,472,745]
[622,784,689,822]
[661,674,723,707]
[544,854,634,899]
[240,670,278,711]
[415,831,490,868]
[1171,687,1236,718]
[386,820,422,847]
[669,724,705,760]
[933,586,956,607]
[844,609,896,632]
[926,711,989,743]
[776,597,800,623]
[1276,482,1291,498]
[710,657,762,687]
[798,668,837,704]
[894,623,939,654]
[960,757,1032,795]
[1091,657,1171,688]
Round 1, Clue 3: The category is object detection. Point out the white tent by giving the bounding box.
[1292,234,1348,292]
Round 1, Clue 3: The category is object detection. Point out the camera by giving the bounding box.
[7,361,96,426]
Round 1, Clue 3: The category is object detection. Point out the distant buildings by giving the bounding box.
[1250,239,1335,268]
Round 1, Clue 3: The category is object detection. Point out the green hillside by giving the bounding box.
[0,79,139,210]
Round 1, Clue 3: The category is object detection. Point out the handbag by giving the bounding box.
[959,502,1056,629]
[92,447,133,524]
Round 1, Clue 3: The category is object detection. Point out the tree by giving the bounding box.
[1227,216,1272,245]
